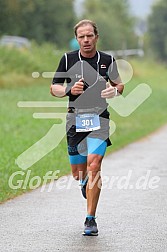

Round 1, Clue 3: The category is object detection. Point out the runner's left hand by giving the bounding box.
[101,82,116,98]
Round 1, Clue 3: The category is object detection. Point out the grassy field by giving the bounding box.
[0,45,167,203]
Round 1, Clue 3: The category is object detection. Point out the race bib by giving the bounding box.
[76,113,101,132]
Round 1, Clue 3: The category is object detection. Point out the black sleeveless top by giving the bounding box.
[52,50,119,109]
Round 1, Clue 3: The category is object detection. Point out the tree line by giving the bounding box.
[148,0,167,61]
[0,0,166,61]
[0,0,138,50]
[0,0,75,48]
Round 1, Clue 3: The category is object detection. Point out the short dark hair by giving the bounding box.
[74,19,99,37]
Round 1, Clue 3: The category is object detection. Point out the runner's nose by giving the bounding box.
[84,36,88,42]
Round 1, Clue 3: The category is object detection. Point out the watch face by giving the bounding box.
[114,87,118,96]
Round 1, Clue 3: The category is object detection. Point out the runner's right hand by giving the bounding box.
[71,79,84,95]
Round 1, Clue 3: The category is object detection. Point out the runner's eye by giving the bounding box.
[78,35,84,39]
[78,34,94,39]
[87,34,94,38]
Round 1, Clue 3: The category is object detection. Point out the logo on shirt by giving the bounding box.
[100,64,106,69]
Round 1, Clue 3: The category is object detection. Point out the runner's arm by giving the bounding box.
[107,57,124,96]
[50,84,66,97]
[50,55,67,97]
[109,77,124,95]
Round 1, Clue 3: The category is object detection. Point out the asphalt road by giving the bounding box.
[1,125,167,252]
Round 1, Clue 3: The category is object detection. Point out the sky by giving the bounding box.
[74,0,155,19]
[129,0,155,18]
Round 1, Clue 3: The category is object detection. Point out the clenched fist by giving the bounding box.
[71,78,84,95]
[101,82,117,98]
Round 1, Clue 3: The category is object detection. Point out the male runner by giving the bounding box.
[50,19,124,236]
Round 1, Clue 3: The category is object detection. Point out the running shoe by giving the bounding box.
[80,177,88,199]
[83,217,98,236]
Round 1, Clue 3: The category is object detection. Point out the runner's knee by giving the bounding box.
[87,155,102,171]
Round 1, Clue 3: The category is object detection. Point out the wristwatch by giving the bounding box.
[114,87,118,96]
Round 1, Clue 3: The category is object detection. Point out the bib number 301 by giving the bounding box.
[76,113,101,132]
[82,119,93,127]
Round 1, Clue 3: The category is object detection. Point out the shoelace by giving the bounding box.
[85,218,97,227]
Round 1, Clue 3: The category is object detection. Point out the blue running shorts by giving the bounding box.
[66,110,111,165]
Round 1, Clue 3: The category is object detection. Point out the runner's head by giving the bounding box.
[74,20,99,56]
[74,20,99,37]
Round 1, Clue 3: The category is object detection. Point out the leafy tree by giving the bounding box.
[81,0,137,50]
[0,0,76,48]
[148,0,167,61]
[20,0,76,47]
[0,0,21,35]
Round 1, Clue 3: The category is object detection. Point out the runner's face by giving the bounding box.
[76,24,98,55]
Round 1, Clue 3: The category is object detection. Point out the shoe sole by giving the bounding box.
[82,231,98,236]
[81,185,87,199]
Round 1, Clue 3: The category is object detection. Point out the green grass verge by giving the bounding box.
[0,53,167,203]
[106,58,167,153]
